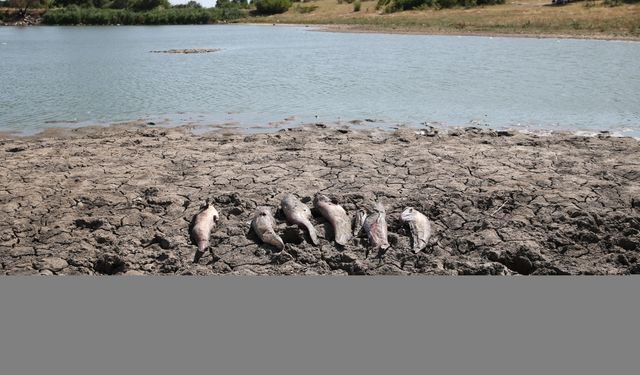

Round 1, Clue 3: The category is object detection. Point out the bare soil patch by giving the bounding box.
[1,124,639,275]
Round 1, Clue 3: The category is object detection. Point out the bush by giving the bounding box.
[129,0,170,11]
[42,7,246,25]
[354,0,360,11]
[172,0,202,8]
[377,0,503,12]
[254,0,291,15]
[216,0,249,8]
[292,4,317,13]
[603,0,639,4]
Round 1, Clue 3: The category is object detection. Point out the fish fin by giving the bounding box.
[334,218,353,246]
[197,239,209,253]
[263,231,285,251]
[304,221,319,246]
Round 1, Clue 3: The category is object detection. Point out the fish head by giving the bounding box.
[372,202,386,214]
[401,207,416,222]
[255,206,273,217]
[208,205,220,224]
[281,193,297,208]
[199,199,210,210]
[313,193,331,206]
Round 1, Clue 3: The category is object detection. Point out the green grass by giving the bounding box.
[242,0,640,39]
[10,0,640,39]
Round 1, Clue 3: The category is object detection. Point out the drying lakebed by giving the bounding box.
[1,123,639,275]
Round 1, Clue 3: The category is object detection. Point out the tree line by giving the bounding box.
[0,0,258,11]
[0,0,298,23]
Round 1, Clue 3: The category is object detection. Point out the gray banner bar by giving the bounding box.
[1,277,638,375]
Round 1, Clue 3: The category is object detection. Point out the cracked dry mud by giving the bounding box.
[1,124,639,275]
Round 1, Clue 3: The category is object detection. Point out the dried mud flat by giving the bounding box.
[1,124,639,276]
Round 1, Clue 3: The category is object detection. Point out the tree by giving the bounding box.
[53,0,98,7]
[130,0,169,11]
[109,0,129,9]
[9,0,41,17]
[173,0,202,7]
[254,0,290,14]
[216,0,247,8]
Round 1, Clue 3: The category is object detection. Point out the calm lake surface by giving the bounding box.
[1,25,639,135]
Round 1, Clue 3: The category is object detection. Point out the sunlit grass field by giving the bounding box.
[245,0,640,39]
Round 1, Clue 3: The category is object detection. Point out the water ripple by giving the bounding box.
[0,25,639,133]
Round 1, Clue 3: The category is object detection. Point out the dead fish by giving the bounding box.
[400,207,431,253]
[251,206,285,251]
[353,209,367,237]
[190,200,219,255]
[313,194,352,246]
[363,202,389,252]
[281,193,318,246]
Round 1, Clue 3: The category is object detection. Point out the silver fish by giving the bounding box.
[190,200,219,253]
[281,193,318,246]
[400,207,431,253]
[251,206,285,251]
[313,194,352,246]
[353,209,367,237]
[363,202,389,252]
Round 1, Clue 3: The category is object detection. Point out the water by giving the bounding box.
[1,25,639,135]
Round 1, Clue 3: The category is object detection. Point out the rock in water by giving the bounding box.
[400,207,431,253]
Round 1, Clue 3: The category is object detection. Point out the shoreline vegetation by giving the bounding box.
[1,123,639,275]
[0,0,638,40]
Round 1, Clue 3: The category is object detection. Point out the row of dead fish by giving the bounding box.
[190,193,431,258]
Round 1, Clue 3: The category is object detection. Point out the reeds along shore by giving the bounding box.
[1,124,639,275]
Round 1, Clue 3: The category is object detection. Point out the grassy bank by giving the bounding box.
[245,0,640,39]
[4,1,639,39]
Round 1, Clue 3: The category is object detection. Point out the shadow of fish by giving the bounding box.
[281,193,318,246]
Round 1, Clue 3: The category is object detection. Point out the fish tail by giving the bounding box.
[264,231,285,251]
[197,240,209,253]
[335,232,352,246]
[353,210,367,237]
[304,221,319,246]
[335,220,353,246]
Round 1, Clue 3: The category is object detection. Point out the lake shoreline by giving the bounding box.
[311,23,640,42]
[4,21,639,42]
[244,0,640,42]
[2,123,639,275]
